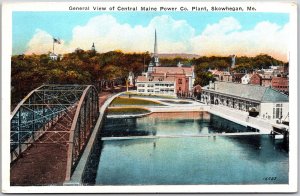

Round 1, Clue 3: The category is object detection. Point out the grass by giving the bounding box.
[107,107,151,115]
[159,100,192,104]
[110,97,164,106]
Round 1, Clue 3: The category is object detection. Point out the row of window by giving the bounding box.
[137,83,174,87]
[155,84,174,87]
[138,89,175,93]
[273,86,288,88]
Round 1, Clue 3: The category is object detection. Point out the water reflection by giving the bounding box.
[93,112,289,185]
[101,117,157,137]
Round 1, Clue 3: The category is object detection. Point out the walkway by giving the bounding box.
[10,91,112,186]
[101,132,267,141]
[209,105,288,134]
[10,108,76,185]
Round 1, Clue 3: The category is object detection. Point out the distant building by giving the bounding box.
[49,53,59,61]
[209,70,232,82]
[261,76,272,87]
[201,81,289,123]
[91,42,96,52]
[232,73,245,83]
[136,75,176,96]
[137,29,195,97]
[241,73,252,84]
[272,76,289,93]
[250,73,262,86]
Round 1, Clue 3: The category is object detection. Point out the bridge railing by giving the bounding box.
[10,85,85,162]
[65,85,99,181]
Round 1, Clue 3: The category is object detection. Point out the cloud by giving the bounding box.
[25,29,65,54]
[202,17,241,36]
[193,18,289,61]
[24,15,289,61]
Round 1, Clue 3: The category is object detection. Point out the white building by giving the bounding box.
[49,53,59,61]
[201,81,289,123]
[241,74,252,84]
[136,75,176,96]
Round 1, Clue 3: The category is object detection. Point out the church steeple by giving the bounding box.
[154,29,157,56]
[153,29,159,66]
[148,29,160,73]
[91,42,95,52]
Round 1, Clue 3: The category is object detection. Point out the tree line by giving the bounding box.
[11,50,151,105]
[11,50,286,106]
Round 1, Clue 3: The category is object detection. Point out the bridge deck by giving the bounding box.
[10,108,76,185]
[101,132,267,141]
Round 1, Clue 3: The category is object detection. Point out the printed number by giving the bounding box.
[263,177,277,181]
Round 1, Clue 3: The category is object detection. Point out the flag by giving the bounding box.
[53,38,61,44]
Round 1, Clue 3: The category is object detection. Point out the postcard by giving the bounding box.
[1,1,298,193]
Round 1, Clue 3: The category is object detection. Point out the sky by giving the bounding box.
[12,11,290,61]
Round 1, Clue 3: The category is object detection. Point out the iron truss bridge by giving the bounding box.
[10,84,99,180]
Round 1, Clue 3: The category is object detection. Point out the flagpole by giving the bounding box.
[53,39,54,54]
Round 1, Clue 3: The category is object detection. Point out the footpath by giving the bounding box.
[10,91,112,186]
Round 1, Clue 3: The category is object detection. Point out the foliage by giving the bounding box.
[11,50,285,106]
[11,51,151,106]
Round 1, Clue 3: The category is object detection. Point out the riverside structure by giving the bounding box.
[200,81,289,123]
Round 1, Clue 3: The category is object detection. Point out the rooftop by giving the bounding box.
[137,75,175,82]
[152,66,194,75]
[203,81,288,102]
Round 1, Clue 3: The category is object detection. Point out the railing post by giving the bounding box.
[18,108,22,156]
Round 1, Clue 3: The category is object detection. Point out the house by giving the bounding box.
[261,76,272,87]
[209,70,232,82]
[232,73,245,83]
[49,53,58,61]
[250,73,262,85]
[200,81,289,123]
[272,76,289,93]
[241,74,252,84]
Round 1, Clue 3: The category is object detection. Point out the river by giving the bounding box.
[90,112,288,185]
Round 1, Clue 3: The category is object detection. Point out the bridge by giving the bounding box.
[10,84,99,185]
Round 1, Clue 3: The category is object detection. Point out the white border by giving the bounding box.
[1,1,298,193]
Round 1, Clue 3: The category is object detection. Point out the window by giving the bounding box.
[178,79,182,84]
[137,84,145,87]
[273,103,283,119]
[138,89,145,92]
